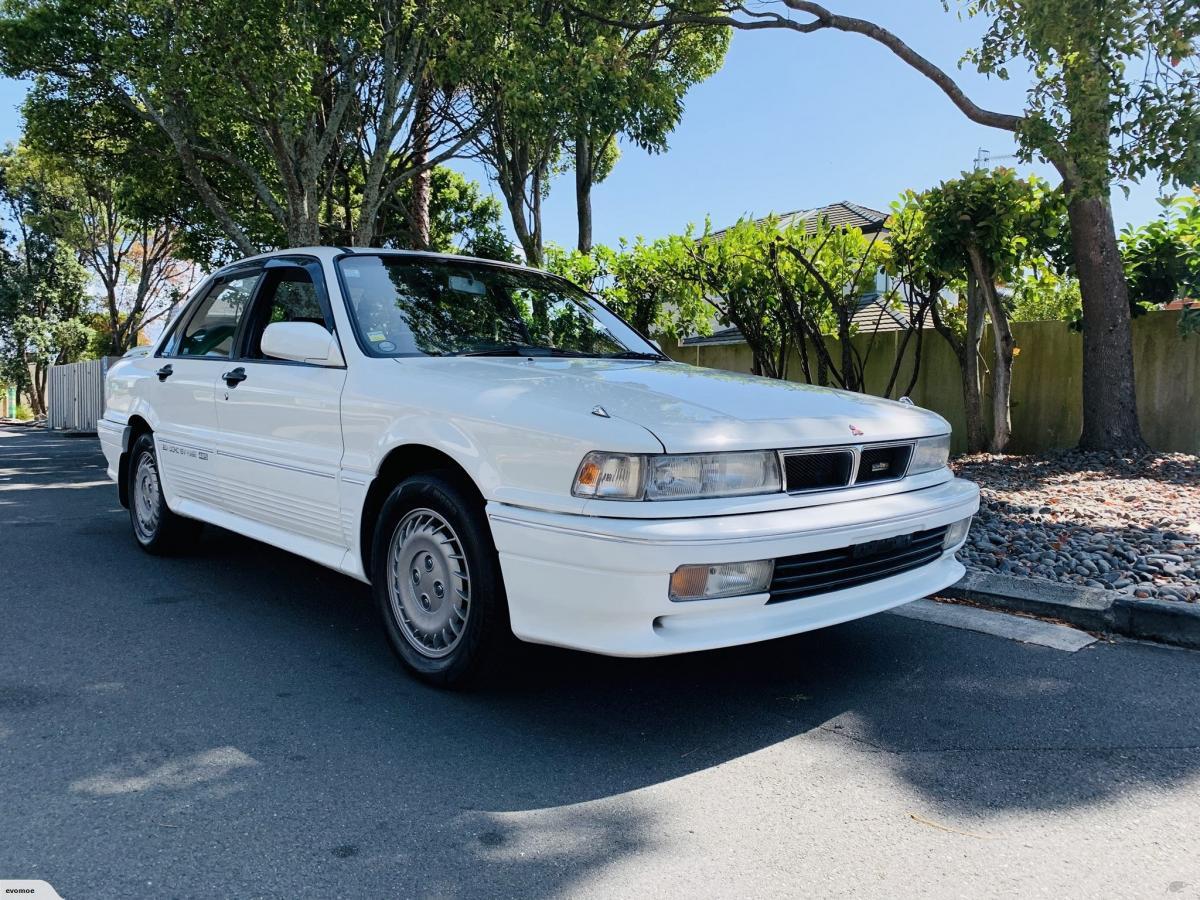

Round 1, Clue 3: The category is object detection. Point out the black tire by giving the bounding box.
[127,432,203,555]
[371,471,512,688]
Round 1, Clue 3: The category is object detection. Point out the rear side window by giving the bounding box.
[175,271,262,358]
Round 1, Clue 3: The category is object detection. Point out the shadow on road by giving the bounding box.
[4,426,1199,897]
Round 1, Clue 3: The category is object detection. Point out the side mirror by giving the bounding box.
[260,321,344,367]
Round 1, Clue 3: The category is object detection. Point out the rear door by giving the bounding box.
[152,268,261,512]
[212,257,349,555]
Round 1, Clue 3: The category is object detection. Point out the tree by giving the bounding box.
[470,96,562,267]
[1122,191,1200,309]
[889,192,989,452]
[13,102,201,354]
[604,237,709,340]
[897,170,1068,452]
[0,0,490,254]
[595,0,1200,450]
[560,2,727,251]
[675,218,789,377]
[1008,271,1082,324]
[545,237,707,339]
[880,199,945,400]
[767,216,887,393]
[468,1,725,264]
[0,149,91,414]
[371,166,512,257]
[464,4,566,268]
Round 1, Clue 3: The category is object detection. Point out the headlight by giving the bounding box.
[909,434,951,475]
[572,450,782,501]
[645,451,781,500]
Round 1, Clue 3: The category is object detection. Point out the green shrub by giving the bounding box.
[13,403,34,421]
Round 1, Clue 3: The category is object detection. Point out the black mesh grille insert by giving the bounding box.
[767,525,948,604]
[856,444,913,484]
[783,451,854,493]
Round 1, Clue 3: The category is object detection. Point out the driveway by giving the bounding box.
[2,425,1199,899]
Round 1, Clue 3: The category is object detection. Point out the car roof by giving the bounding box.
[216,246,537,277]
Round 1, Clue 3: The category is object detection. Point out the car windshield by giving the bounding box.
[338,254,662,359]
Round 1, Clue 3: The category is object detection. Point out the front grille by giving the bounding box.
[767,525,948,604]
[856,444,913,484]
[783,451,854,493]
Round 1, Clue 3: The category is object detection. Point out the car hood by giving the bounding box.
[407,357,949,452]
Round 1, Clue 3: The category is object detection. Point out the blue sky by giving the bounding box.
[0,2,1172,249]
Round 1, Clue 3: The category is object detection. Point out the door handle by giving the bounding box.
[222,367,248,388]
[156,364,173,381]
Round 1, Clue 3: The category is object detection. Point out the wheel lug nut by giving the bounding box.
[424,555,434,572]
[434,581,444,598]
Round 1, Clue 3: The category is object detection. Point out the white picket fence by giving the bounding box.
[47,358,116,433]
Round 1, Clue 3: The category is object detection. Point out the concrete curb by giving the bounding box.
[943,571,1200,651]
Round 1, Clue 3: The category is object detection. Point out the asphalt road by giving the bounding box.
[2,425,1199,899]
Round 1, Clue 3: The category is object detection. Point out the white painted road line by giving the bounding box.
[889,598,1097,652]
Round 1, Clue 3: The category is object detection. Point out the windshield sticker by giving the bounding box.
[378,341,396,352]
[367,330,387,343]
[448,275,487,295]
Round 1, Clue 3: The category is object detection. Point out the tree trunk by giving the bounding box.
[31,361,47,417]
[962,271,988,453]
[967,245,1014,452]
[900,319,926,399]
[408,169,432,251]
[837,316,857,391]
[504,190,542,268]
[407,81,433,250]
[1069,194,1146,450]
[575,132,593,253]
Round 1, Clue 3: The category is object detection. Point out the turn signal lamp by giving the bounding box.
[669,560,774,602]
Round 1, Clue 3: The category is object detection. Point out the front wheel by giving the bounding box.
[372,472,511,688]
[127,432,203,554]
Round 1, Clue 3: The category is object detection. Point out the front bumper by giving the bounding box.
[488,476,980,657]
[97,417,128,483]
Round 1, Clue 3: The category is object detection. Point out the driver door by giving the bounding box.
[151,267,261,512]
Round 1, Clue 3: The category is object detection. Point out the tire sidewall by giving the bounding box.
[372,472,509,686]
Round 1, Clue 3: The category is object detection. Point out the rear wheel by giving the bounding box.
[372,472,511,687]
[127,432,203,554]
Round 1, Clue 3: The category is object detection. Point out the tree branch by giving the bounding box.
[574,0,1025,136]
[778,1,1023,133]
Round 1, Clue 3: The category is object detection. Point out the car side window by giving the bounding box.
[176,272,262,358]
[243,266,331,360]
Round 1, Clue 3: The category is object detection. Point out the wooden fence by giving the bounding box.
[666,310,1199,454]
[47,358,117,433]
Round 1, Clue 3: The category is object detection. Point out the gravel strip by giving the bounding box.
[952,450,1200,603]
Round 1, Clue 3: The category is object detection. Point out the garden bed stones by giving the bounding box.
[952,450,1199,603]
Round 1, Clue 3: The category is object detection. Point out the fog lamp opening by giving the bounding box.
[669,560,774,602]
[943,516,973,550]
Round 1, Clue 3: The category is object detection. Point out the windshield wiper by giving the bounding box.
[605,350,668,361]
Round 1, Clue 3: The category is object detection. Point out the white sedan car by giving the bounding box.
[99,247,979,686]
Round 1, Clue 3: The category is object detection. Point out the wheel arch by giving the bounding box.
[359,443,485,576]
[118,414,154,509]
